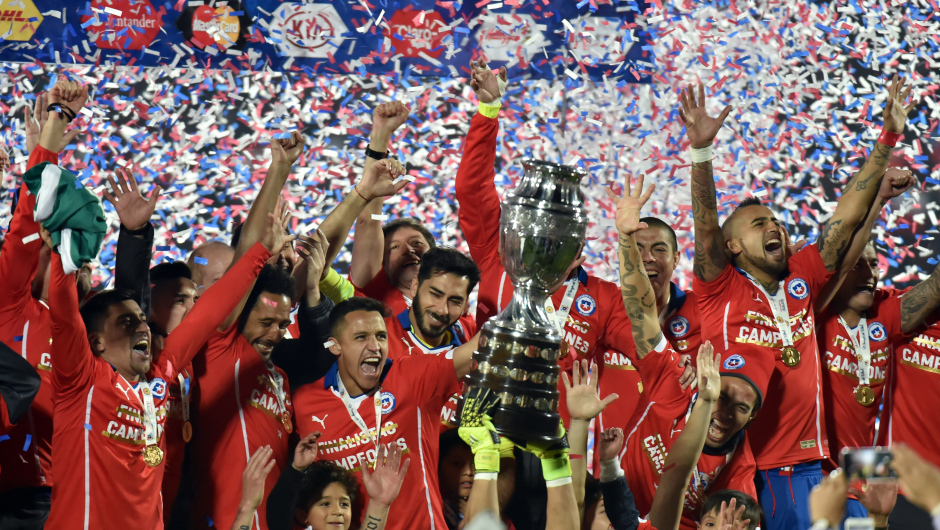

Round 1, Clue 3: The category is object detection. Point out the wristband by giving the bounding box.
[877,130,901,147]
[932,502,940,517]
[599,458,625,482]
[473,449,501,475]
[497,437,515,459]
[810,520,834,530]
[689,145,714,163]
[475,472,498,481]
[539,454,572,482]
[546,476,573,488]
[47,103,76,123]
[353,185,369,202]
[478,101,501,119]
[365,145,388,161]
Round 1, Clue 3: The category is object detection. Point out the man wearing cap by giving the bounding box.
[610,171,768,529]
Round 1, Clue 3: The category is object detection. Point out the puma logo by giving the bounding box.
[310,414,328,429]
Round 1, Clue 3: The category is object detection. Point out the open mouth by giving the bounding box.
[707,418,727,443]
[764,238,783,258]
[254,341,275,355]
[427,312,448,327]
[361,355,382,377]
[857,280,876,294]
[132,338,150,357]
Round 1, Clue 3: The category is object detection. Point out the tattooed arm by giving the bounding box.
[816,168,915,312]
[677,84,734,283]
[608,174,660,359]
[900,265,940,334]
[817,75,918,272]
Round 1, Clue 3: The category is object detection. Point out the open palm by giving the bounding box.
[563,359,618,421]
[606,173,655,236]
[677,84,733,149]
[362,443,410,507]
[103,168,161,231]
[883,75,917,134]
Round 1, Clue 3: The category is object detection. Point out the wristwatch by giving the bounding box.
[365,145,388,161]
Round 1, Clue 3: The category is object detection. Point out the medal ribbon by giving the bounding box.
[266,367,290,417]
[333,376,383,453]
[837,316,871,386]
[545,278,579,332]
[126,376,160,450]
[742,274,796,350]
[177,370,190,423]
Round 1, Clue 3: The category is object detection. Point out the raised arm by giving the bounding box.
[608,174,660,358]
[455,58,507,268]
[452,332,481,379]
[816,168,914,312]
[348,101,410,289]
[563,359,619,519]
[648,343,719,530]
[677,84,733,283]
[817,75,918,272]
[232,132,305,265]
[163,206,289,371]
[319,152,408,285]
[900,264,940,334]
[106,167,162,316]
[358,442,411,530]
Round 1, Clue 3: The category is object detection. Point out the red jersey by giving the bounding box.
[620,337,757,529]
[0,146,59,491]
[385,309,468,428]
[292,354,459,530]
[878,311,940,468]
[44,243,269,529]
[818,289,904,471]
[191,322,295,530]
[694,244,833,469]
[664,285,703,359]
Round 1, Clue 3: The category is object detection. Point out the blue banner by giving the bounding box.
[0,0,651,82]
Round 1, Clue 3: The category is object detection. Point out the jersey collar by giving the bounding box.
[398,309,463,349]
[576,265,588,286]
[667,282,687,315]
[323,359,393,397]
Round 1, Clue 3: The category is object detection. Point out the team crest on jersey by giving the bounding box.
[380,391,397,414]
[149,378,167,400]
[669,316,690,338]
[575,294,597,316]
[787,278,809,300]
[723,354,746,370]
[869,322,887,342]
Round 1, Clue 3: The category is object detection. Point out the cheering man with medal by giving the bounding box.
[42,81,293,530]
[683,74,920,530]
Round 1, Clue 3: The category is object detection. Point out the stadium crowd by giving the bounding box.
[3,59,940,530]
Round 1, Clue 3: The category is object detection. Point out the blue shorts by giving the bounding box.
[755,461,823,530]
[842,498,868,528]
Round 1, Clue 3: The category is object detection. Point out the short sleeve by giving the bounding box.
[790,243,833,296]
[633,337,687,405]
[396,354,459,408]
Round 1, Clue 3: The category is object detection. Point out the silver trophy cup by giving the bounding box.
[460,159,588,444]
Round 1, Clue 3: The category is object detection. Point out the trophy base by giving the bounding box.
[459,323,563,445]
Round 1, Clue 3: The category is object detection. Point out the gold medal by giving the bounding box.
[781,346,801,367]
[281,412,293,433]
[181,421,193,443]
[142,445,164,467]
[855,385,876,407]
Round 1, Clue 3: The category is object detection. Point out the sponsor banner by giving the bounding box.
[0,0,651,82]
[0,0,44,41]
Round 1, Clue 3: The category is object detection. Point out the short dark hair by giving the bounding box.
[238,264,296,331]
[79,289,138,333]
[701,490,762,530]
[383,218,436,249]
[329,297,390,336]
[439,428,470,468]
[735,197,763,211]
[639,216,679,253]
[295,460,361,526]
[416,247,481,296]
[150,261,192,283]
